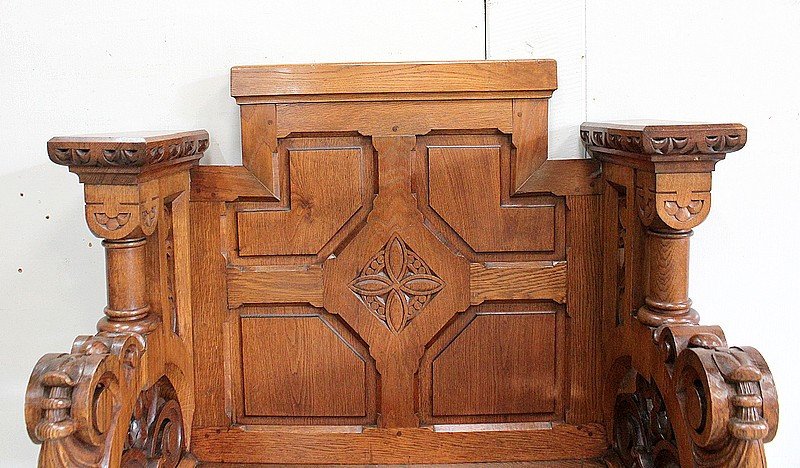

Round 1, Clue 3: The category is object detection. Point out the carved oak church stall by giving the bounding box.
[24,61,778,466]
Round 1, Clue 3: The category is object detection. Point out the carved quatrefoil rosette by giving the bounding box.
[349,234,444,333]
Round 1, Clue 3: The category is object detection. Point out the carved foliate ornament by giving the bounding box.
[349,234,444,333]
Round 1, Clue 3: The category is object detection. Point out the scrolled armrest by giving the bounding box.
[584,121,779,466]
[25,130,206,466]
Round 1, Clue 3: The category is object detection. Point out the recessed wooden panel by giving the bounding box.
[236,145,363,256]
[431,311,557,417]
[241,315,367,418]
[427,141,556,253]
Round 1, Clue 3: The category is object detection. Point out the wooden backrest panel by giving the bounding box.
[188,60,605,463]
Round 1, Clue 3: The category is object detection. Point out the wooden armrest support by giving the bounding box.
[26,130,208,466]
[583,121,778,467]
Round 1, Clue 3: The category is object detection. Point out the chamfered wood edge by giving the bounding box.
[190,158,599,202]
[231,60,557,99]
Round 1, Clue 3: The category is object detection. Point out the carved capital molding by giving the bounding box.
[48,131,209,168]
[636,171,712,231]
[84,179,161,240]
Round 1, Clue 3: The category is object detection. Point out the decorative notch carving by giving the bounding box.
[635,171,712,231]
[580,127,746,155]
[350,234,444,333]
[48,134,209,168]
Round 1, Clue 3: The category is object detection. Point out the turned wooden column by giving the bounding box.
[581,122,747,328]
[100,237,158,333]
[47,131,209,335]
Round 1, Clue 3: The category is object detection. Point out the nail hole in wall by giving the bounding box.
[18,268,23,273]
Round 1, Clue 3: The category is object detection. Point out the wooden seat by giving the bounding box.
[25,60,778,467]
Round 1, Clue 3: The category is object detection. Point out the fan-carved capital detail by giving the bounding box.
[349,234,444,333]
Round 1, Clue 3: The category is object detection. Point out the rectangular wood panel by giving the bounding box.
[240,315,368,418]
[565,195,603,424]
[431,312,557,417]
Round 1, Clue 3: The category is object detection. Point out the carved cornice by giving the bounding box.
[48,131,209,168]
[580,122,746,156]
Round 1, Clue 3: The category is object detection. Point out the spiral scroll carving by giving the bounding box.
[121,377,185,468]
[25,333,143,467]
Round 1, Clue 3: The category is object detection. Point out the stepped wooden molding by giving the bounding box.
[25,62,778,467]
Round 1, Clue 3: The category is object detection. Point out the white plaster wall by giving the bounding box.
[1,0,797,465]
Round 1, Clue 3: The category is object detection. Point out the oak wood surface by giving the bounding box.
[25,61,778,468]
[231,60,557,99]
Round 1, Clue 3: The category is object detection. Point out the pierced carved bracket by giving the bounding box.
[121,377,185,468]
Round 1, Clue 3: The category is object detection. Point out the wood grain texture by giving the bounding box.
[240,315,367,418]
[425,136,558,254]
[514,159,601,196]
[227,267,323,308]
[189,201,229,427]
[469,261,566,304]
[432,312,557,417]
[565,195,602,424]
[276,100,513,136]
[512,99,549,192]
[231,60,557,99]
[236,145,363,256]
[192,424,607,465]
[239,104,279,199]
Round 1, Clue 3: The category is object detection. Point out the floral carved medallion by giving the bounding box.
[349,234,444,333]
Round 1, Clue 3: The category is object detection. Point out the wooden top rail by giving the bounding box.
[230,60,557,103]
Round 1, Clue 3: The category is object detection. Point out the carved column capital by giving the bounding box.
[50,131,208,241]
[635,171,712,231]
[50,130,209,335]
